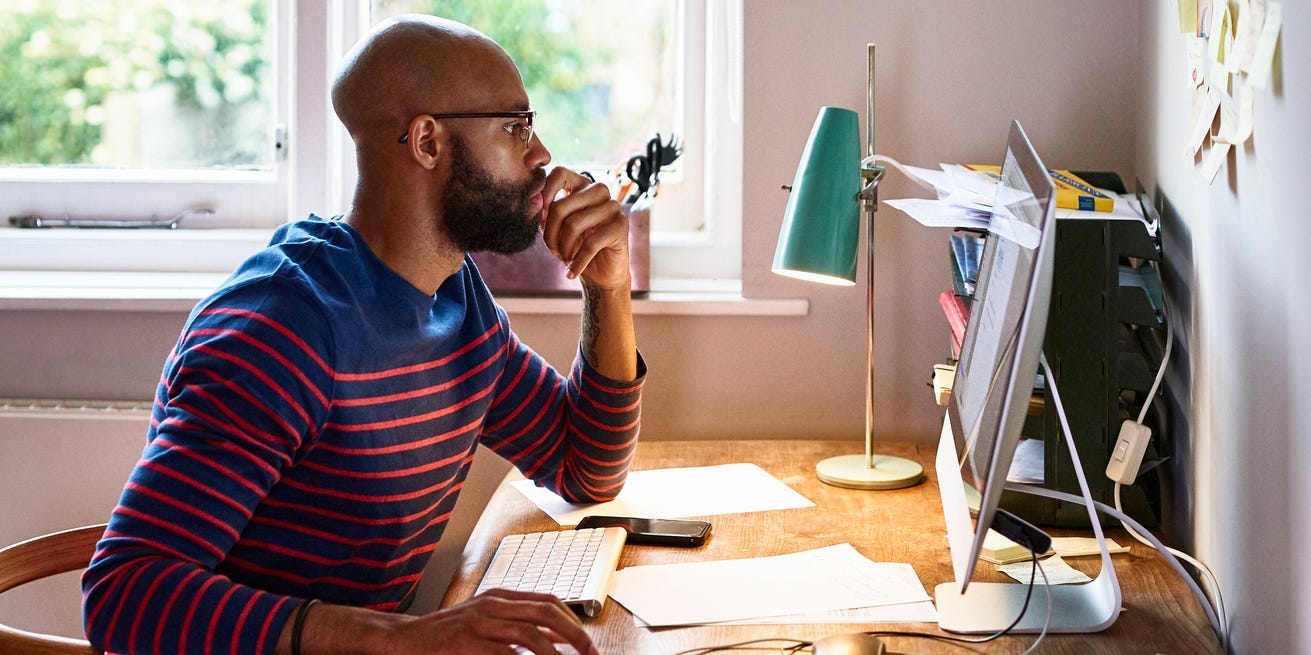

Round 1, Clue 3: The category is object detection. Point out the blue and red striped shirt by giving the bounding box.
[81,218,643,655]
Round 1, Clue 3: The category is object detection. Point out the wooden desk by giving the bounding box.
[442,440,1221,654]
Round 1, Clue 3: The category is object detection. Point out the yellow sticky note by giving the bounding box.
[1179,0,1199,33]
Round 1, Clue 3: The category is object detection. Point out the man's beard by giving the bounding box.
[442,135,546,255]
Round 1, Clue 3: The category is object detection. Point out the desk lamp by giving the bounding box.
[772,45,924,490]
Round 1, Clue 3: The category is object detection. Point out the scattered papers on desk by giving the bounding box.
[606,543,934,628]
[997,554,1092,585]
[708,600,938,626]
[510,463,814,526]
[1004,438,1045,485]
[1050,536,1130,558]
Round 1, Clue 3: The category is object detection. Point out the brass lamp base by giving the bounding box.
[815,453,925,490]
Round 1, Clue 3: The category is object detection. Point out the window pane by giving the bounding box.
[0,0,275,170]
[370,0,678,170]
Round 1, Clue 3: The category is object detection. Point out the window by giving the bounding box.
[0,0,287,229]
[0,0,741,282]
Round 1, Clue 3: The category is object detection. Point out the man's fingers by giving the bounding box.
[540,166,597,227]
[548,197,622,268]
[465,590,594,655]
[541,179,612,255]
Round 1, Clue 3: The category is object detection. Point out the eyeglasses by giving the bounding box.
[398,110,536,147]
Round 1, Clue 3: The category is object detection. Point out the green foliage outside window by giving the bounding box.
[0,1,269,167]
[379,0,671,167]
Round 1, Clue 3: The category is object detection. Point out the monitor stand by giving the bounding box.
[934,356,1122,634]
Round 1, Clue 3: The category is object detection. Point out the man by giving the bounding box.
[82,15,643,655]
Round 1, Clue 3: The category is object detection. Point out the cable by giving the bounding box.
[865,555,1051,653]
[1113,483,1228,650]
[679,554,1053,654]
[1136,260,1174,425]
[671,638,812,655]
[1018,558,1053,655]
[863,154,939,194]
[1116,265,1230,652]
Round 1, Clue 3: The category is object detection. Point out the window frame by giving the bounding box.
[0,0,742,283]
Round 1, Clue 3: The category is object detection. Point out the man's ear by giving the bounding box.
[402,116,445,170]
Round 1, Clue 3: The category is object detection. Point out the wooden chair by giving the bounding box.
[0,524,105,655]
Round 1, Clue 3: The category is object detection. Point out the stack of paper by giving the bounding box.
[881,162,1148,244]
[606,543,936,627]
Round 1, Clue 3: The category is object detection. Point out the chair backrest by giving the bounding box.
[0,524,106,655]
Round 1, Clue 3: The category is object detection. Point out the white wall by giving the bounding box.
[1137,3,1311,653]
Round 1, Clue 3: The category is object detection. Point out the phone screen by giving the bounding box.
[576,516,711,546]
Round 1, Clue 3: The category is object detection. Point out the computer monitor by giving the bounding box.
[934,120,1121,633]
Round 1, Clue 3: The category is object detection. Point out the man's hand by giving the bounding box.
[286,589,598,655]
[539,166,631,291]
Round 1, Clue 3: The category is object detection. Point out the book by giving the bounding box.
[938,290,969,358]
[949,233,984,296]
[962,164,1116,213]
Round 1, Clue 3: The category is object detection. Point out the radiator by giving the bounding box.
[0,398,510,632]
[0,397,151,538]
[0,398,152,639]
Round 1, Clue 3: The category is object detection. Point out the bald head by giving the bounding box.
[331,15,522,145]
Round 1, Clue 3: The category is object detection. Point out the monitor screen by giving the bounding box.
[940,120,1056,590]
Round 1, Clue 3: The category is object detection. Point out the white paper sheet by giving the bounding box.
[882,198,990,231]
[997,554,1092,585]
[510,463,815,525]
[708,600,939,625]
[1050,536,1130,558]
[606,543,933,627]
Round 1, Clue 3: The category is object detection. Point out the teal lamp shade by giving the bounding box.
[772,106,862,286]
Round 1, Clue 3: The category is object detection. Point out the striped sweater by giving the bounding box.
[81,218,644,655]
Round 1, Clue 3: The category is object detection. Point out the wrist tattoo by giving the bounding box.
[582,283,601,366]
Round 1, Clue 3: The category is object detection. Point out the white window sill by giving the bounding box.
[0,271,808,317]
[0,226,803,316]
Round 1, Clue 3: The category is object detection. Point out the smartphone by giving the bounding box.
[575,516,711,547]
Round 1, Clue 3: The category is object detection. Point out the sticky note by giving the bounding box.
[1208,1,1230,65]
[1213,99,1239,144]
[1235,82,1255,144]
[1230,0,1265,72]
[1197,0,1214,36]
[1186,84,1221,157]
[1179,0,1198,33]
[1188,37,1205,87]
[1248,1,1282,90]
[1201,141,1231,183]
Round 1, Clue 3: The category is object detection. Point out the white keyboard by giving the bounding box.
[475,527,627,618]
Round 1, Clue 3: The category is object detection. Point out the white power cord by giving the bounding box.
[1017,558,1053,655]
[1112,261,1230,653]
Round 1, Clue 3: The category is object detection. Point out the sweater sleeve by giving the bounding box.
[81,280,335,655]
[479,311,645,504]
